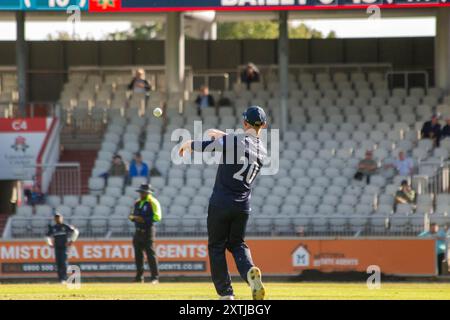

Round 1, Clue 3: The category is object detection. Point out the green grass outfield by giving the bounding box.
[1,282,450,300]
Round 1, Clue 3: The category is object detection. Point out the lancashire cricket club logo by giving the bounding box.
[93,0,116,9]
[11,136,29,152]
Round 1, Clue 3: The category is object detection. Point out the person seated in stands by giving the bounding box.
[354,150,378,184]
[240,62,260,90]
[108,154,128,178]
[129,152,149,180]
[128,69,151,94]
[24,184,46,207]
[441,117,450,140]
[384,151,414,177]
[394,180,416,211]
[421,114,441,147]
[419,223,448,275]
[194,85,215,114]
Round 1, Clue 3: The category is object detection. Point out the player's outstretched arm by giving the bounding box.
[179,131,227,157]
[207,129,227,140]
[179,139,193,156]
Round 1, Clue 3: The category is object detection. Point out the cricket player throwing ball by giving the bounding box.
[179,106,268,300]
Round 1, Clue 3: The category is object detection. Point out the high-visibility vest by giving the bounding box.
[137,194,162,223]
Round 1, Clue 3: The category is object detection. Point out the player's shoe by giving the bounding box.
[150,279,159,285]
[247,266,265,300]
[60,280,67,285]
[219,295,235,300]
[134,277,144,283]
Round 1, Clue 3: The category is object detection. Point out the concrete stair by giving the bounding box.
[52,133,102,195]
[61,133,103,150]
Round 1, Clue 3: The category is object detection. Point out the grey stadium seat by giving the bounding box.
[312,217,328,233]
[90,218,108,236]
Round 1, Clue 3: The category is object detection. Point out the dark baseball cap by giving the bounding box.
[242,106,267,127]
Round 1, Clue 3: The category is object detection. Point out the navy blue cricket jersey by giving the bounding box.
[192,132,267,212]
[47,223,76,248]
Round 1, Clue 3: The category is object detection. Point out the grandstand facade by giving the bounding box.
[4,63,450,239]
[0,37,434,102]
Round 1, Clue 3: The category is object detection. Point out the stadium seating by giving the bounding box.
[10,67,450,238]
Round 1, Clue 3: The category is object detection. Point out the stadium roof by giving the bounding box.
[0,7,438,23]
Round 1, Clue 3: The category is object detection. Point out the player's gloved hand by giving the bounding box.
[128,214,135,222]
[179,140,193,157]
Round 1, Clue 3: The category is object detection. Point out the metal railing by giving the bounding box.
[45,163,82,196]
[19,163,81,197]
[68,65,195,93]
[408,161,450,228]
[263,62,393,75]
[0,67,17,94]
[192,71,230,91]
[416,160,450,195]
[0,102,60,119]
[7,215,426,240]
[60,109,107,138]
[27,102,60,118]
[0,102,15,118]
[237,63,393,85]
[385,70,429,91]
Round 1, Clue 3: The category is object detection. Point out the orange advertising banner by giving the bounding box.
[0,238,436,278]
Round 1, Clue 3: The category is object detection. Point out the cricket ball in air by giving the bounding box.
[153,107,163,118]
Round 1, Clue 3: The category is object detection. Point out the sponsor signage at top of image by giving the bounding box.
[0,0,447,12]
[88,0,447,12]
[0,0,88,11]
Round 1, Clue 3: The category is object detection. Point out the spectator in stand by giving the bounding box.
[441,117,450,140]
[394,180,416,211]
[240,62,260,90]
[384,151,414,177]
[421,114,442,147]
[24,184,46,207]
[108,154,128,178]
[419,223,447,275]
[354,150,378,184]
[194,85,215,115]
[129,152,149,181]
[128,69,151,94]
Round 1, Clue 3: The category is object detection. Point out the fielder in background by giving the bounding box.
[45,212,79,284]
[129,183,162,284]
[179,106,268,300]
